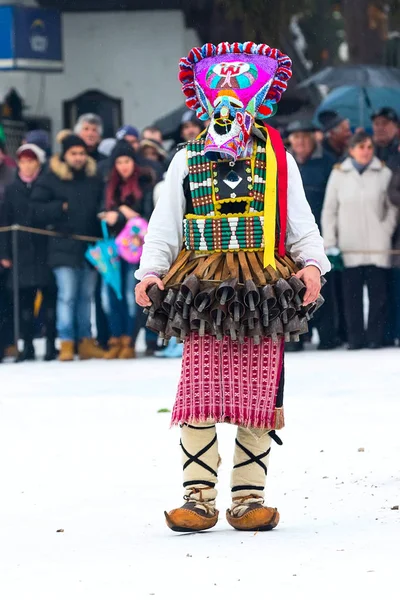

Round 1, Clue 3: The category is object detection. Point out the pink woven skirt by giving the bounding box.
[172,333,285,430]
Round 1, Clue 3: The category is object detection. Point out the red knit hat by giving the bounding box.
[16,143,46,164]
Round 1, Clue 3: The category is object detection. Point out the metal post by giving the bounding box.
[11,226,20,361]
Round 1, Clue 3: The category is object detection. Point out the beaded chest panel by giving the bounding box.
[184,139,268,252]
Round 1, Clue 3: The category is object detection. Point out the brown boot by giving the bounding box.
[226,503,280,532]
[4,345,17,358]
[104,337,122,359]
[59,340,74,362]
[165,501,219,533]
[118,336,136,359]
[78,338,105,360]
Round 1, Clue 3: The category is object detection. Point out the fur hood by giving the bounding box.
[49,154,97,181]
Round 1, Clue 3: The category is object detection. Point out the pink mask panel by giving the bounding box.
[194,55,278,160]
[179,42,292,162]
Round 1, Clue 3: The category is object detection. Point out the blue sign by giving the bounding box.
[0,5,63,72]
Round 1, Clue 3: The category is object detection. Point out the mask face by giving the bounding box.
[194,54,278,161]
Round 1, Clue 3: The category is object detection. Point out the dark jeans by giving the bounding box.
[40,281,57,342]
[53,266,97,341]
[393,268,400,341]
[384,268,399,344]
[95,276,110,348]
[103,260,157,348]
[333,270,348,344]
[342,265,388,347]
[312,272,339,346]
[0,274,13,357]
[105,260,136,337]
[19,287,37,346]
[35,276,57,342]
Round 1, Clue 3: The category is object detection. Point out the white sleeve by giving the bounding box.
[286,153,331,275]
[321,169,340,250]
[135,149,188,281]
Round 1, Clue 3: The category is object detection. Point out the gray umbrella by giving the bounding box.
[299,65,400,89]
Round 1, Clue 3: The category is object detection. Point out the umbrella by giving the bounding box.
[299,65,400,89]
[315,85,400,129]
[85,221,122,300]
[115,216,148,265]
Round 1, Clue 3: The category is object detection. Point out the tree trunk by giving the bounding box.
[342,0,386,64]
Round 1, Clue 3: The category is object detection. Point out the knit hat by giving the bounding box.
[140,138,168,159]
[111,140,138,163]
[60,134,88,158]
[16,143,46,164]
[180,110,203,129]
[116,125,140,141]
[318,110,346,133]
[286,120,318,135]
[25,129,50,152]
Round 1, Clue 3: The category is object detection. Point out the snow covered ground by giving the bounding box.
[0,346,399,600]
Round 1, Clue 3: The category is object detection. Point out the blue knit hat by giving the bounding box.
[116,125,140,141]
[25,129,50,152]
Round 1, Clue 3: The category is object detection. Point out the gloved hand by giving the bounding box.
[326,247,344,272]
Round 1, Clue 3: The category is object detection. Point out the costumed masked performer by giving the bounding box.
[135,42,331,533]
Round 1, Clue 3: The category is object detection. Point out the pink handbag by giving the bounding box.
[115,217,148,264]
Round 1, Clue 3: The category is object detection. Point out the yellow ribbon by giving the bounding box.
[263,132,277,269]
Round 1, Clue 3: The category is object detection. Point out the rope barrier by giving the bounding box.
[0,224,100,243]
[0,224,399,254]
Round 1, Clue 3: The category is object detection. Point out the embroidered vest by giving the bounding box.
[183,125,287,270]
[184,138,267,252]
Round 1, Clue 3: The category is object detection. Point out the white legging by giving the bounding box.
[180,422,272,511]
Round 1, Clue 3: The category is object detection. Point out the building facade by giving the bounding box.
[0,0,199,141]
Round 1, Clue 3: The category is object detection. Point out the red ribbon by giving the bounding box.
[264,124,288,257]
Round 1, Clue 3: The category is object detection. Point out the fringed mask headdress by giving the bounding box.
[179,41,292,161]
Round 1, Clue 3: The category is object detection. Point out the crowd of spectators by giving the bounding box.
[0,105,399,363]
[286,107,400,351]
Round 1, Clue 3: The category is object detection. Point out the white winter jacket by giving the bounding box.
[322,157,398,269]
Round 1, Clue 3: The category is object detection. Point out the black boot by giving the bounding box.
[17,342,35,362]
[44,338,58,361]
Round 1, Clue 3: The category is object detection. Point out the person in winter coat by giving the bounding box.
[372,107,400,167]
[318,111,352,162]
[0,140,16,360]
[30,133,105,361]
[99,141,155,359]
[287,120,339,351]
[388,167,400,343]
[139,139,168,180]
[0,144,58,361]
[322,131,398,349]
[74,114,106,163]
[74,116,110,350]
[0,140,16,198]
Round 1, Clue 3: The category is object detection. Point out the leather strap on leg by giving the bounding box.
[180,423,219,508]
[231,427,272,510]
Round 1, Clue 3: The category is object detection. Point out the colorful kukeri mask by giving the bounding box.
[179,42,292,161]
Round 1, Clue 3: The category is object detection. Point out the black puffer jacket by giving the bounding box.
[30,155,103,269]
[0,172,52,288]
